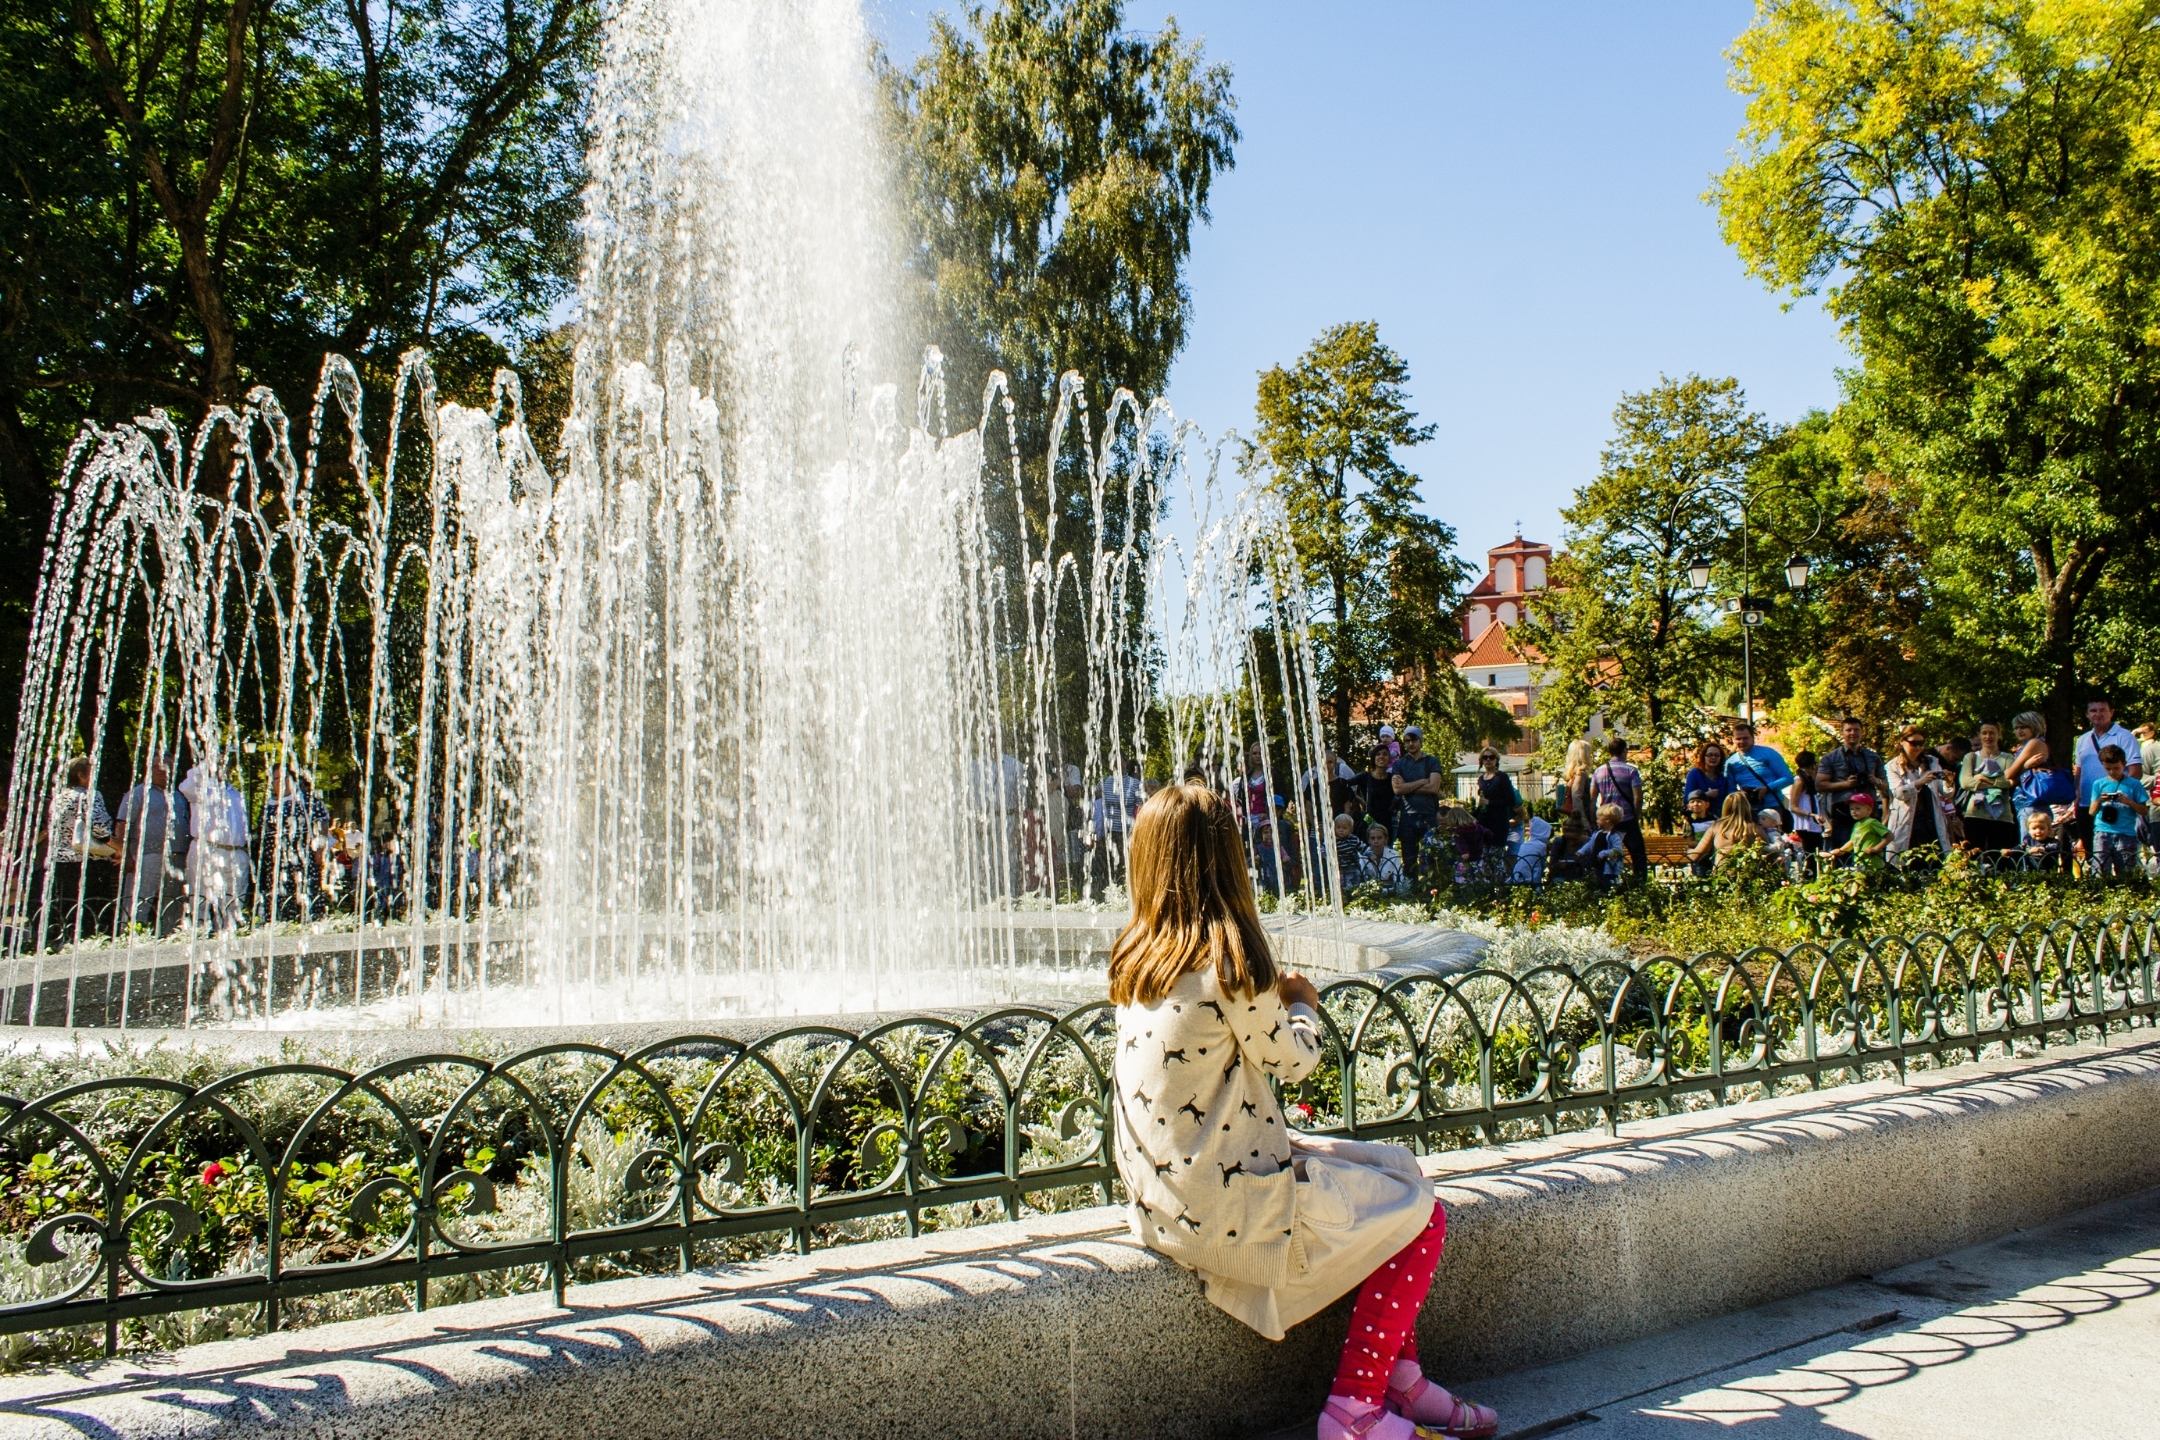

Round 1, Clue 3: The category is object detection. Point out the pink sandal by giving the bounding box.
[1320,1399,1453,1439]
[1386,1376,1499,1439]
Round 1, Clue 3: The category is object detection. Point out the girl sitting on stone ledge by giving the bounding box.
[1109,782,1499,1440]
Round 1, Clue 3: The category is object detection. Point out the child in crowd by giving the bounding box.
[1361,823,1406,896]
[1110,784,1497,1440]
[2088,744,2149,878]
[1432,801,1480,868]
[2022,809,2063,869]
[1510,813,1553,883]
[1249,816,1282,895]
[1758,808,1802,868]
[1685,791,1716,878]
[1574,804,1629,885]
[1824,792,1891,868]
[1333,813,1366,888]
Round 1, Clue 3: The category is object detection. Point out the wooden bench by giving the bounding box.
[1643,832,1698,873]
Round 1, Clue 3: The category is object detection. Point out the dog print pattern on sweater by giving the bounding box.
[1111,968,1323,1283]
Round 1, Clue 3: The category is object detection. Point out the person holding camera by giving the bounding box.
[2087,744,2149,879]
[2073,697,2143,864]
[1817,715,1887,852]
[1886,729,1953,858]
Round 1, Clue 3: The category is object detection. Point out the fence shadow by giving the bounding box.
[1537,1199,2160,1437]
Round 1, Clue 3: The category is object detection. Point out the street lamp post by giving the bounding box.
[1686,487,1819,726]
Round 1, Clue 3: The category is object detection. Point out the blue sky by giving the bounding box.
[869,1,1853,571]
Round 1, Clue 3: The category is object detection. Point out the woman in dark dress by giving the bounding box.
[1473,749,1519,843]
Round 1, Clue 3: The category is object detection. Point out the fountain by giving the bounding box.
[0,0,1341,1033]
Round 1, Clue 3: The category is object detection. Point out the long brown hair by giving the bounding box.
[1108,783,1278,1007]
[1711,790,1760,850]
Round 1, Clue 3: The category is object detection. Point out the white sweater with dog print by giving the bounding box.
[1113,968,1438,1339]
[1112,969,1324,1293]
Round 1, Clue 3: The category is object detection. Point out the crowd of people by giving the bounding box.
[27,697,2151,954]
[1650,699,2156,884]
[1234,698,2158,898]
[28,752,419,952]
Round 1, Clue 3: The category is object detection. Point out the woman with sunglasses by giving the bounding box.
[1886,729,1953,858]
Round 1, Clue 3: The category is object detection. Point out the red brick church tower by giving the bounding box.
[1461,534,1552,642]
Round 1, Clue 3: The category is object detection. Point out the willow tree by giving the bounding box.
[1714,0,2160,735]
[882,0,1237,759]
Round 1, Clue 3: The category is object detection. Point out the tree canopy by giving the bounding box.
[1516,375,1768,811]
[1713,0,2160,734]
[883,0,1236,431]
[0,0,600,766]
[1248,320,1479,755]
[881,0,1237,757]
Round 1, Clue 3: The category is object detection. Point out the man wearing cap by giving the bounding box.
[1389,726,1445,880]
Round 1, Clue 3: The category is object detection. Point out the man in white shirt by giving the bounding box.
[2073,697,2142,859]
[180,758,251,934]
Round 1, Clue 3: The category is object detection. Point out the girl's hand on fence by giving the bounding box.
[1276,970,1320,1011]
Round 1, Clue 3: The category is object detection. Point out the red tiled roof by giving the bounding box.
[1451,619,1544,669]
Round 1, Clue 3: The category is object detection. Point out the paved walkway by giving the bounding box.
[1262,1186,2160,1440]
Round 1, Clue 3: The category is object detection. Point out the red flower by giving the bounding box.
[200,1161,225,1186]
[1289,1103,1315,1122]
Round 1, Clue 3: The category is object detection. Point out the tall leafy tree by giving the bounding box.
[1752,405,2040,734]
[884,0,1235,435]
[0,0,600,765]
[1516,376,1767,817]
[882,0,1236,756]
[1248,321,1472,753]
[1714,0,2160,736]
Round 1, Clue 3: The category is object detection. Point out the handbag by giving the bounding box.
[2017,766,2075,809]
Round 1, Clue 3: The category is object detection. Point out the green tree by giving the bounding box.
[882,0,1236,754]
[1714,0,2160,737]
[1248,321,1472,754]
[1516,376,1768,819]
[0,0,599,766]
[884,0,1234,434]
[1753,405,2043,735]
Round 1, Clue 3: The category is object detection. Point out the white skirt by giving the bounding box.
[1199,1133,1436,1341]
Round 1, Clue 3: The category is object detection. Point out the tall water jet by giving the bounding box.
[1,0,1342,1031]
[528,0,1004,1019]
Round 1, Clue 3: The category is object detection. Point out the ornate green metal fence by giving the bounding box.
[3,912,2155,1355]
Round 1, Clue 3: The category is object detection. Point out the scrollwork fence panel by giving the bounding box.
[1,914,2153,1354]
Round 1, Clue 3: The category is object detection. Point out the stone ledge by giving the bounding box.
[5,1033,2159,1440]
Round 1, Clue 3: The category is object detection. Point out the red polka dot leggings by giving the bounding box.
[1330,1203,1447,1404]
